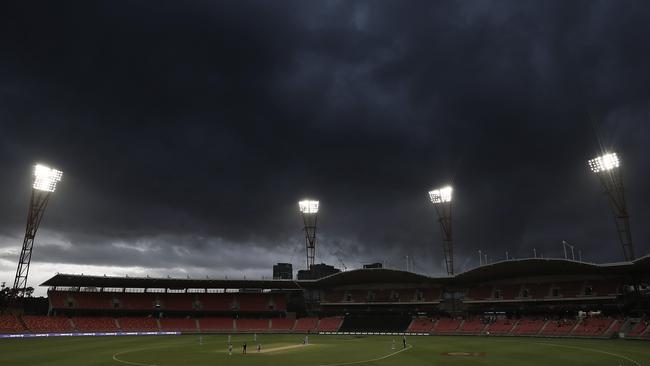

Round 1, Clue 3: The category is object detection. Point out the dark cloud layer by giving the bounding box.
[1,1,649,284]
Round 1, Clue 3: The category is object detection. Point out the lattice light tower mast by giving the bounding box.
[13,164,63,296]
[299,199,319,269]
[588,152,635,261]
[429,186,454,276]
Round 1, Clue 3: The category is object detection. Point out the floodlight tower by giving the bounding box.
[299,200,319,269]
[428,186,454,276]
[588,152,634,261]
[13,164,63,296]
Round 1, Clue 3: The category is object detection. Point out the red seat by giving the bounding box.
[315,317,343,332]
[407,318,434,332]
[0,315,26,333]
[23,316,73,332]
[118,317,159,331]
[198,317,234,331]
[293,317,318,332]
[74,317,117,331]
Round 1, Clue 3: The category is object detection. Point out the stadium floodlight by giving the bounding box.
[587,152,634,261]
[299,200,319,214]
[13,163,63,297]
[298,199,319,269]
[428,186,452,204]
[33,164,63,192]
[588,153,619,173]
[428,185,454,276]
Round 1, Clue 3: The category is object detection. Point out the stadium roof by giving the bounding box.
[453,255,650,284]
[42,255,650,290]
[41,273,301,290]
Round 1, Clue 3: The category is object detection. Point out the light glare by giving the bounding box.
[588,153,620,173]
[33,164,63,192]
[299,200,319,214]
[429,186,453,203]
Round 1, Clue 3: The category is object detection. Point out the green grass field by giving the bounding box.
[1,334,648,366]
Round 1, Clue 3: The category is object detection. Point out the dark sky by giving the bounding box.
[1,1,649,294]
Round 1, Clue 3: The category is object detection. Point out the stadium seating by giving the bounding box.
[118,317,159,331]
[23,316,74,332]
[512,318,545,335]
[458,318,487,333]
[198,317,234,332]
[431,318,461,333]
[73,292,115,309]
[160,318,198,332]
[73,316,118,331]
[540,319,576,336]
[116,293,157,311]
[627,321,649,337]
[196,294,236,311]
[159,294,194,311]
[315,317,343,332]
[236,319,270,331]
[571,317,614,337]
[0,315,26,333]
[485,319,516,334]
[407,317,434,332]
[293,317,318,332]
[270,318,295,331]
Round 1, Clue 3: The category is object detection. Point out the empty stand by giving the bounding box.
[627,321,648,337]
[512,318,545,335]
[432,318,461,333]
[315,317,343,332]
[118,317,159,331]
[236,319,270,331]
[571,317,614,337]
[407,318,434,332]
[270,318,295,331]
[485,319,516,334]
[74,317,117,331]
[540,319,576,336]
[0,315,26,333]
[23,316,73,332]
[458,318,487,333]
[198,317,234,332]
[293,317,318,332]
[339,315,411,332]
[160,318,197,332]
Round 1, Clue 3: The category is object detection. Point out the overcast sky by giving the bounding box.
[1,1,649,296]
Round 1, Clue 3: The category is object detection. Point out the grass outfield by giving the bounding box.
[0,334,648,366]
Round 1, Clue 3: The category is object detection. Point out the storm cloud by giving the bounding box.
[1,1,649,294]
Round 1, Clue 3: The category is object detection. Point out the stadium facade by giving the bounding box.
[1,255,647,339]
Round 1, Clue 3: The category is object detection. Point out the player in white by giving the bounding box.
[391,338,396,350]
[253,333,257,342]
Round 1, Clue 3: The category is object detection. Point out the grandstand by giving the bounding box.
[0,255,648,340]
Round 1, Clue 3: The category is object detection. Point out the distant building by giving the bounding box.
[363,262,383,269]
[297,263,340,280]
[273,263,293,280]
